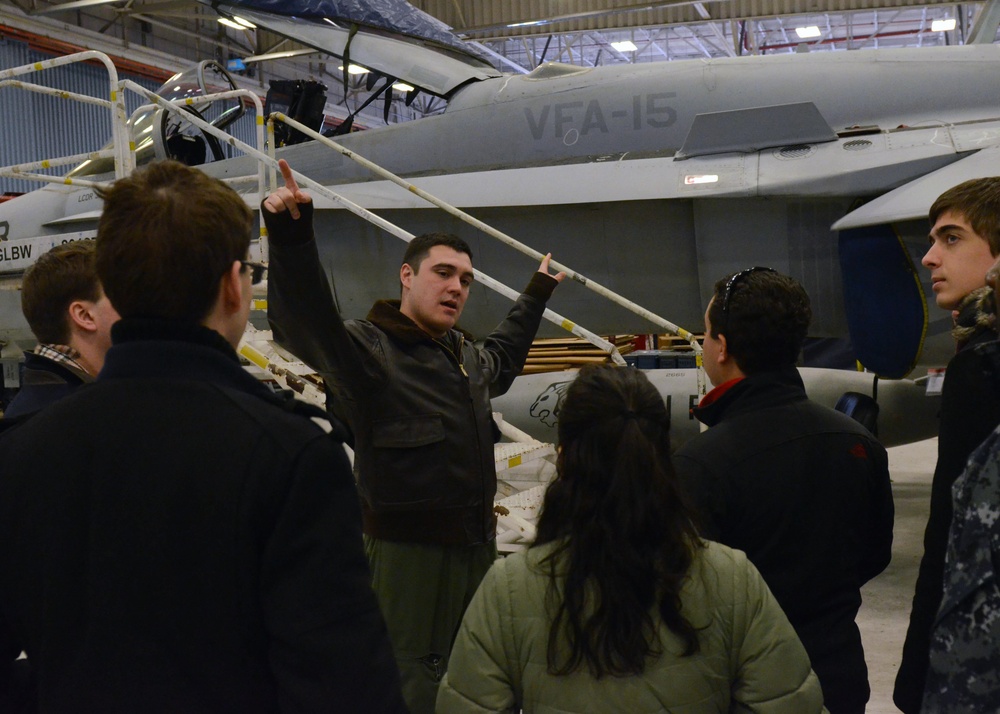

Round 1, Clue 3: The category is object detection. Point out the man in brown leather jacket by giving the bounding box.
[263,159,564,714]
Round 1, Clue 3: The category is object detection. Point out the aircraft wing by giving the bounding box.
[832,147,1000,230]
[42,210,104,228]
[210,0,501,97]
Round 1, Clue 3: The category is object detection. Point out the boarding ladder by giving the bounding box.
[0,51,705,550]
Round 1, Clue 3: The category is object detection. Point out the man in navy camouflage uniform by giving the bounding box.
[922,344,1000,713]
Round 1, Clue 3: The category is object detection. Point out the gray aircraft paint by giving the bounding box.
[3,44,996,370]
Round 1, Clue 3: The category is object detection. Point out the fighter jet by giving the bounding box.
[1,0,987,442]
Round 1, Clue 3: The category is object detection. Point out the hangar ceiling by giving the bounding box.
[0,0,986,68]
[0,0,991,121]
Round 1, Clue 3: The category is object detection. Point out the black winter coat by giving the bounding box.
[674,367,894,714]
[3,352,90,419]
[0,319,406,713]
[894,327,1000,713]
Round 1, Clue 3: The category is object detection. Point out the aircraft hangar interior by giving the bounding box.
[1,0,998,711]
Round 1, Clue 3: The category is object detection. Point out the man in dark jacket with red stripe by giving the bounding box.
[674,268,894,714]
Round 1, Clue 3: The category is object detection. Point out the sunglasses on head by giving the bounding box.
[720,266,777,323]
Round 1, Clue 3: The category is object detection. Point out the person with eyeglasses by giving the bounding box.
[0,160,407,713]
[673,268,894,714]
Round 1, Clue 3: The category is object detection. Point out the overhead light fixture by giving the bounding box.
[338,64,370,75]
[233,16,256,29]
[508,19,544,28]
[218,18,248,30]
[611,40,637,52]
[392,82,415,93]
[795,26,822,38]
[931,18,956,32]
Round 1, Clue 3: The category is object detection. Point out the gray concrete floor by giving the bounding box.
[858,437,936,713]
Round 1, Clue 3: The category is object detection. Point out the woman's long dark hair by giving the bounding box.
[533,365,702,678]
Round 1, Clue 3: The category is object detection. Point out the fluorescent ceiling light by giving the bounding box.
[931,18,956,31]
[392,82,415,93]
[795,26,822,38]
[338,64,370,75]
[233,16,256,29]
[508,20,544,28]
[611,40,637,52]
[218,18,247,30]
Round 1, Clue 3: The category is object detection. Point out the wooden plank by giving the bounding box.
[525,355,611,364]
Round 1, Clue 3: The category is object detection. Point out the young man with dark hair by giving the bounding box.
[263,159,564,714]
[894,177,1000,713]
[5,240,119,418]
[673,268,894,714]
[0,160,406,713]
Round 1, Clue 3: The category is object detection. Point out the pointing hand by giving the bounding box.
[538,253,567,283]
[262,159,312,220]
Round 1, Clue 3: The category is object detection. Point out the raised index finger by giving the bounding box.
[278,159,299,193]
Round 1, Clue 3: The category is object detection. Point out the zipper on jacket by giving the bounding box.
[438,332,490,541]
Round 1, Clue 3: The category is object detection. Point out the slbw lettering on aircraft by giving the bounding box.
[525,93,678,141]
[0,243,31,262]
[0,232,95,274]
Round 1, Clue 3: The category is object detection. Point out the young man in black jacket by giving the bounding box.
[673,268,894,714]
[4,240,119,418]
[894,177,1000,713]
[263,159,564,714]
[0,160,407,713]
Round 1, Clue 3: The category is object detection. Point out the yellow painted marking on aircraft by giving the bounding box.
[508,455,522,468]
[256,115,264,125]
[64,178,73,185]
[41,160,50,169]
[239,344,269,369]
[129,141,136,151]
[561,319,576,331]
[110,90,116,101]
[251,299,267,311]
[33,63,43,71]
[185,98,194,105]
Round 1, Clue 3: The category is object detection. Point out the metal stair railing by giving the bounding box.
[0,51,132,186]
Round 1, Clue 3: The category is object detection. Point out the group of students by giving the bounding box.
[0,157,995,713]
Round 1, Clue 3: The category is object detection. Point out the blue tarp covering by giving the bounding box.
[839,225,927,379]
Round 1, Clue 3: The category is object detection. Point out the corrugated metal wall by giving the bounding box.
[0,37,260,194]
